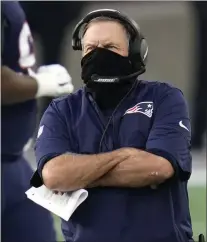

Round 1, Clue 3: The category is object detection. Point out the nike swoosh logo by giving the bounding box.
[179,120,189,131]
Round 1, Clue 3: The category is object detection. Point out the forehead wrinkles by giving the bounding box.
[82,19,130,45]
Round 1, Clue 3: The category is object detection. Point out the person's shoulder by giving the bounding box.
[140,80,181,91]
[139,80,184,98]
[51,87,85,113]
[53,87,84,103]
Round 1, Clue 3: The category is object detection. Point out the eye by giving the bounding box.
[85,46,94,52]
[104,44,118,50]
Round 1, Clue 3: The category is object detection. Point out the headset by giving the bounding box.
[72,9,149,81]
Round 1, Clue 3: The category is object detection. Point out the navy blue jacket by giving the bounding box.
[35,80,193,242]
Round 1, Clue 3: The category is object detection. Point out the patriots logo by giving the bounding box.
[124,101,153,118]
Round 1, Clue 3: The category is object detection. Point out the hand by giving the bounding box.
[29,64,74,98]
[118,147,142,159]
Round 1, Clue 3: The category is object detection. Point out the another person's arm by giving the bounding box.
[1,65,74,105]
[1,17,73,105]
[89,87,191,188]
[1,65,37,104]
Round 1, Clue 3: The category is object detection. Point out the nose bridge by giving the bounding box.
[97,42,104,48]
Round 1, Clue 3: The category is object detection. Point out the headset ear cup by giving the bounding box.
[129,37,142,71]
[72,39,82,51]
[77,39,82,50]
[72,24,82,50]
[140,38,148,65]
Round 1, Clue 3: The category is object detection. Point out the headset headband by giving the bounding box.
[72,9,141,51]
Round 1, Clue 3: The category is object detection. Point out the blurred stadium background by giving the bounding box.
[20,1,206,241]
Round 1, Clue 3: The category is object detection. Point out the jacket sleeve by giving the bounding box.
[31,100,72,187]
[146,87,192,181]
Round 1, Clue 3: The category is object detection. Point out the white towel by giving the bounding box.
[25,185,88,221]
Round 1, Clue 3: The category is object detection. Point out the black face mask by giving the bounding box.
[81,48,136,110]
[81,47,134,84]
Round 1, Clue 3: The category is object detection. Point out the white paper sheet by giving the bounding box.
[25,185,88,221]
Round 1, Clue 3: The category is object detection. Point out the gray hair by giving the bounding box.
[81,16,131,46]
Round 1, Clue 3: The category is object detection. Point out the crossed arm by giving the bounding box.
[39,87,190,192]
[42,148,174,192]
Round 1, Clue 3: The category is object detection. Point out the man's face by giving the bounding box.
[82,21,129,57]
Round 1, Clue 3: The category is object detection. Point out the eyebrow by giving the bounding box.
[103,42,118,46]
[83,41,120,49]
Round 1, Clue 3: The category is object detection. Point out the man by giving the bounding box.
[1,2,73,242]
[32,9,193,242]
